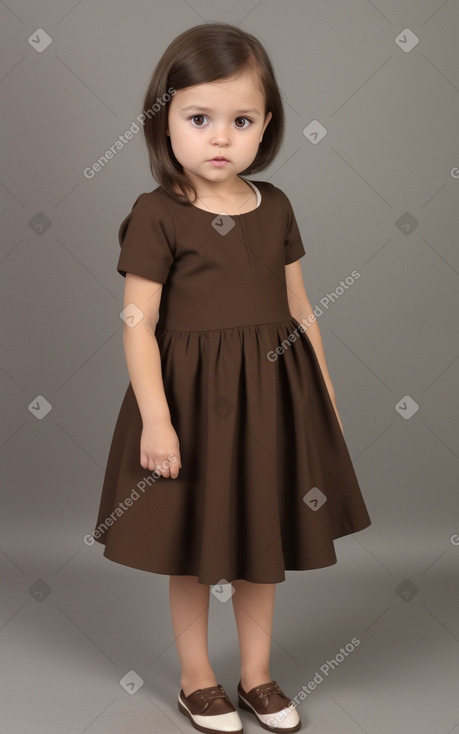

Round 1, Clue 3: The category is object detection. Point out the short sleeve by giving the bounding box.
[279,189,306,265]
[116,192,176,284]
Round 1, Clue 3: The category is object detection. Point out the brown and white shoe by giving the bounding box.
[178,683,244,734]
[237,680,301,732]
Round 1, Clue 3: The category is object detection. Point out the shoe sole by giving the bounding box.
[238,694,301,732]
[178,695,243,734]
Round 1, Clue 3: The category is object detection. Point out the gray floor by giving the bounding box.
[2,0,459,732]
[2,522,458,734]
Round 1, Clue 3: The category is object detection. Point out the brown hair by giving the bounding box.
[141,22,284,205]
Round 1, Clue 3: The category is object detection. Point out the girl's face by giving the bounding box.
[167,69,272,189]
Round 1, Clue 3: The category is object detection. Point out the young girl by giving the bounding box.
[93,22,371,734]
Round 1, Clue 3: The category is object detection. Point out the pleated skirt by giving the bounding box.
[93,317,372,584]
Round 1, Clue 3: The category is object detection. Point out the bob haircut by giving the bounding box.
[142,22,284,205]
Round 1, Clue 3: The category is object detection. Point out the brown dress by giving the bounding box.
[93,177,372,584]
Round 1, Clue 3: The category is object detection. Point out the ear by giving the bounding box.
[259,111,272,142]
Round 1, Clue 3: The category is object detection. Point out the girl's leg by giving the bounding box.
[231,580,276,692]
[169,575,218,697]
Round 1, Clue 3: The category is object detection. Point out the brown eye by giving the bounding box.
[234,117,251,129]
[191,115,206,126]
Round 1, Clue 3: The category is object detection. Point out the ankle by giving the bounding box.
[240,671,272,693]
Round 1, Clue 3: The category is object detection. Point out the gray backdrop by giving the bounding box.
[1,1,458,733]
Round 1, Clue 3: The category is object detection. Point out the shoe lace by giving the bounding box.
[196,685,230,705]
[255,682,284,699]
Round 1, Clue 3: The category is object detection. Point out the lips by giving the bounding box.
[210,156,229,161]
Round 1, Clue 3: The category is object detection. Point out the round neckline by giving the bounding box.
[186,177,263,217]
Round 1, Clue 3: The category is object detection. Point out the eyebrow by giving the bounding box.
[180,105,262,116]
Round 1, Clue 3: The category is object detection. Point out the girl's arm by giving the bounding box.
[285,262,344,433]
[121,272,182,477]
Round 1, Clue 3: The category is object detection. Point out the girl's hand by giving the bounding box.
[140,417,182,478]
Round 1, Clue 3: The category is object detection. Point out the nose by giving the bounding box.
[210,124,230,146]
